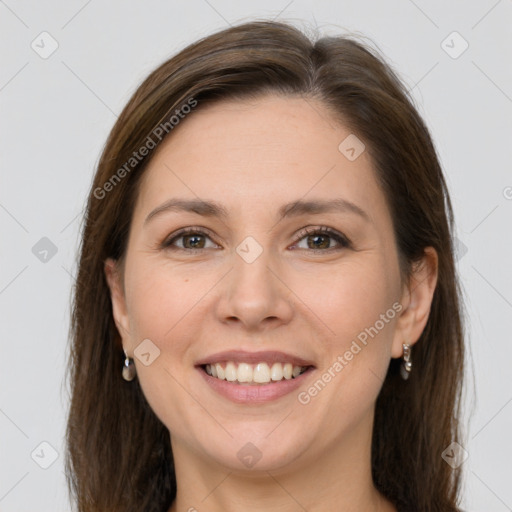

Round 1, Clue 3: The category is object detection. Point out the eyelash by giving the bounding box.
[161,225,351,253]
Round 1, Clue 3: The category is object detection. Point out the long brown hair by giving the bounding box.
[65,20,465,511]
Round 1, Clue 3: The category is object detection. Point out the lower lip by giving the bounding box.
[197,366,315,404]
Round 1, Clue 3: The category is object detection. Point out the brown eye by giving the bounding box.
[182,234,206,249]
[306,234,332,249]
[162,228,219,251]
[292,226,351,251]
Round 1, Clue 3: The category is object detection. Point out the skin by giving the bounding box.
[105,95,438,512]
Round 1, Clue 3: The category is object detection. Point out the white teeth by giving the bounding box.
[237,363,253,382]
[253,363,271,383]
[270,362,283,381]
[204,361,308,384]
[225,362,237,382]
[215,363,225,380]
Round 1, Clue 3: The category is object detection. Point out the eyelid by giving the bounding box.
[161,226,220,250]
[290,225,351,250]
[161,225,351,251]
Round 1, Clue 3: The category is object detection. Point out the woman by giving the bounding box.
[65,20,465,512]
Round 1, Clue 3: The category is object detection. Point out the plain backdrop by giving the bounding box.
[1,1,511,511]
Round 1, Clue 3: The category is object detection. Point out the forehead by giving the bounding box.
[134,95,387,222]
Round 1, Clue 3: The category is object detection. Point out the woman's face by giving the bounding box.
[107,95,416,473]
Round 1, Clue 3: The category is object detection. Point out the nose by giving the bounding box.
[214,243,294,333]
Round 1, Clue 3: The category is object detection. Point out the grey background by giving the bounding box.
[1,1,511,510]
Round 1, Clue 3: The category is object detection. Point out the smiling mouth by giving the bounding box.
[201,361,311,385]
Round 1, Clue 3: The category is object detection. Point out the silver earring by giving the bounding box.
[122,350,136,381]
[400,343,412,380]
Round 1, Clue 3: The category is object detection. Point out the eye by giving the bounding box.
[161,227,219,251]
[290,226,351,251]
[161,226,351,253]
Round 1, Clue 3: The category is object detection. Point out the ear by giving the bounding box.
[391,247,438,358]
[104,258,132,351]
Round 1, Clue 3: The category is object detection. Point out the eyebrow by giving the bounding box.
[144,197,370,226]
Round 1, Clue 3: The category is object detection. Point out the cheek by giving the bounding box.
[294,258,399,346]
[122,262,207,434]
[124,260,200,342]
[291,257,400,414]
[295,266,398,421]
[125,250,399,364]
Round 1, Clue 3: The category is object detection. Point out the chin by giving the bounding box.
[197,433,308,473]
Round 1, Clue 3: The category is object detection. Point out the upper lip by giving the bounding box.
[195,350,315,368]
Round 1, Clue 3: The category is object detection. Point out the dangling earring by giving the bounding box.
[400,343,412,380]
[122,349,136,381]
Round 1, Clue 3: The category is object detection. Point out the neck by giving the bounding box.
[167,409,395,512]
